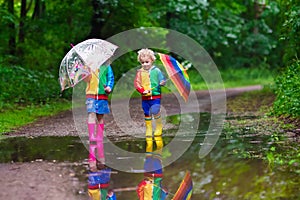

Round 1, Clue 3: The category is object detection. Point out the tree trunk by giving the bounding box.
[32,0,40,19]
[253,0,266,34]
[8,0,16,55]
[19,0,27,44]
[88,0,105,38]
[32,0,45,19]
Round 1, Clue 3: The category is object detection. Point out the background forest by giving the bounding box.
[0,0,299,118]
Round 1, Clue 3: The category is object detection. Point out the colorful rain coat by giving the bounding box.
[86,65,114,100]
[137,154,167,200]
[88,168,111,200]
[134,66,166,100]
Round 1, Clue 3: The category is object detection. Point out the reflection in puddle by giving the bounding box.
[0,136,86,163]
[0,113,299,199]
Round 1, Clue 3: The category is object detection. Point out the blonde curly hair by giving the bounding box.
[137,48,156,62]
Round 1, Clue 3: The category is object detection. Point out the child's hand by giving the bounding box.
[86,66,92,73]
[104,86,112,93]
[143,90,150,94]
[160,80,166,86]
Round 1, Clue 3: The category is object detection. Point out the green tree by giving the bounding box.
[278,0,300,65]
[88,0,159,39]
[0,0,295,108]
[273,0,300,117]
[148,0,278,69]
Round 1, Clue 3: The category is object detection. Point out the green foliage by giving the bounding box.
[279,0,300,65]
[0,65,63,110]
[241,33,274,65]
[156,0,279,69]
[0,0,298,119]
[272,0,300,118]
[0,0,296,72]
[273,61,300,117]
[0,0,92,71]
[224,108,300,173]
[265,135,300,172]
[99,0,160,36]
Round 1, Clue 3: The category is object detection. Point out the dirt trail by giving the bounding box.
[4,85,262,138]
[0,85,263,200]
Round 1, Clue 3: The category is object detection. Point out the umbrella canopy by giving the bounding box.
[172,171,193,200]
[59,39,118,91]
[158,53,190,102]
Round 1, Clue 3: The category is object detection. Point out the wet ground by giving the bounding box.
[4,86,263,138]
[3,85,298,200]
[1,118,299,199]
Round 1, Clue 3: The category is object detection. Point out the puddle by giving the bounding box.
[0,136,86,163]
[0,113,299,199]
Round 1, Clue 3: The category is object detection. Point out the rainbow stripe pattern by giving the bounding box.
[158,53,190,102]
[172,171,193,200]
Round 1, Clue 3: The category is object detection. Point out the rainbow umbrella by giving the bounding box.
[172,171,193,200]
[158,53,190,102]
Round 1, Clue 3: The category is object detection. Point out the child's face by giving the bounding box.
[140,57,153,70]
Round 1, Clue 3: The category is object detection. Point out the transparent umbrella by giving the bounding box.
[59,39,118,91]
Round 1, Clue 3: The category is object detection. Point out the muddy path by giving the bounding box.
[4,85,262,138]
[0,85,263,200]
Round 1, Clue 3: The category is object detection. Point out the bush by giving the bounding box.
[0,65,64,110]
[273,60,300,117]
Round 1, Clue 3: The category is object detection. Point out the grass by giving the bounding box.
[224,90,300,177]
[0,100,71,134]
[189,67,275,90]
[226,87,276,115]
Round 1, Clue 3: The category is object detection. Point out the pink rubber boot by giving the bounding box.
[88,123,96,141]
[96,124,105,163]
[89,144,97,162]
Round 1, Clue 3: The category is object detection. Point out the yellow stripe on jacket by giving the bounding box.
[86,69,100,95]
